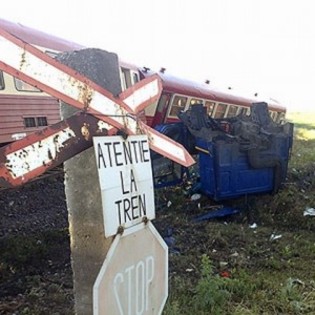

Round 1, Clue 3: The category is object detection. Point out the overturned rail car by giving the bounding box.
[152,102,294,201]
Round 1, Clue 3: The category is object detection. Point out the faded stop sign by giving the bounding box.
[93,135,155,237]
[93,222,168,315]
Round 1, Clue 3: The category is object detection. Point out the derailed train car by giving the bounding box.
[153,102,293,200]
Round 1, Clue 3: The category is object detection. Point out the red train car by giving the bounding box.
[140,68,286,127]
[0,18,84,144]
[0,18,287,146]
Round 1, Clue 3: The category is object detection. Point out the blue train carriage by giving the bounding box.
[192,103,293,200]
[153,101,293,201]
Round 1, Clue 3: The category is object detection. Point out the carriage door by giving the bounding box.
[151,92,171,127]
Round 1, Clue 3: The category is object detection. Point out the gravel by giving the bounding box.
[0,174,68,238]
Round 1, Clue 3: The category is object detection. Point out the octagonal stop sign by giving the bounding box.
[93,222,168,315]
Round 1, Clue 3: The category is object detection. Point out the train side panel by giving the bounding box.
[140,69,287,128]
[0,94,60,143]
[0,71,60,144]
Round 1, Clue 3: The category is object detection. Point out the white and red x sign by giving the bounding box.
[0,28,195,187]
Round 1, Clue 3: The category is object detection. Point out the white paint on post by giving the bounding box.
[93,135,155,237]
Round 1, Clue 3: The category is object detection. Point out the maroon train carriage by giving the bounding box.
[0,18,84,145]
[0,17,287,147]
[140,68,286,128]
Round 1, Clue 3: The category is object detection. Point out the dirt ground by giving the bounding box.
[0,175,73,315]
[0,151,314,314]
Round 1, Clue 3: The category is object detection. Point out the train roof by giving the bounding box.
[0,18,286,113]
[0,18,84,52]
[140,68,286,112]
[0,18,136,68]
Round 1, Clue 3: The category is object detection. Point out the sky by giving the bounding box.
[1,0,315,112]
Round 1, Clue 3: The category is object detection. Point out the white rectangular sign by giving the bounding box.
[93,135,155,237]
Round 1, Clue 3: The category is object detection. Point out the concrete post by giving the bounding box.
[58,48,122,315]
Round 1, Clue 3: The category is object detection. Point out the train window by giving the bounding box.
[0,71,4,90]
[45,50,58,58]
[214,103,227,118]
[37,117,48,126]
[156,94,170,114]
[239,107,249,116]
[273,112,279,121]
[15,78,40,92]
[204,101,215,115]
[190,98,203,106]
[132,71,139,84]
[24,117,36,128]
[279,112,285,123]
[169,95,187,117]
[120,68,139,90]
[269,111,276,120]
[120,68,129,90]
[226,105,238,118]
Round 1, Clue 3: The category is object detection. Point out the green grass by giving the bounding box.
[162,112,315,315]
[287,111,315,141]
[2,111,314,315]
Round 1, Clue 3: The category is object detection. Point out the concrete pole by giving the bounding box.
[58,48,122,315]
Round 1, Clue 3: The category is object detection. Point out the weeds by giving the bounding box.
[192,255,230,313]
[163,112,315,314]
[1,112,315,314]
[164,255,257,315]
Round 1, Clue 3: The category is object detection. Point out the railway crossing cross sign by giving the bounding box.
[0,27,195,189]
[93,222,168,315]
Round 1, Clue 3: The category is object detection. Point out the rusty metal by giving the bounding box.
[0,112,113,188]
[77,81,94,109]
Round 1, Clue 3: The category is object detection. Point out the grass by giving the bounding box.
[1,111,314,314]
[287,111,315,141]
[162,111,315,315]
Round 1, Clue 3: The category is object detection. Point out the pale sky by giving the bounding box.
[1,0,315,112]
